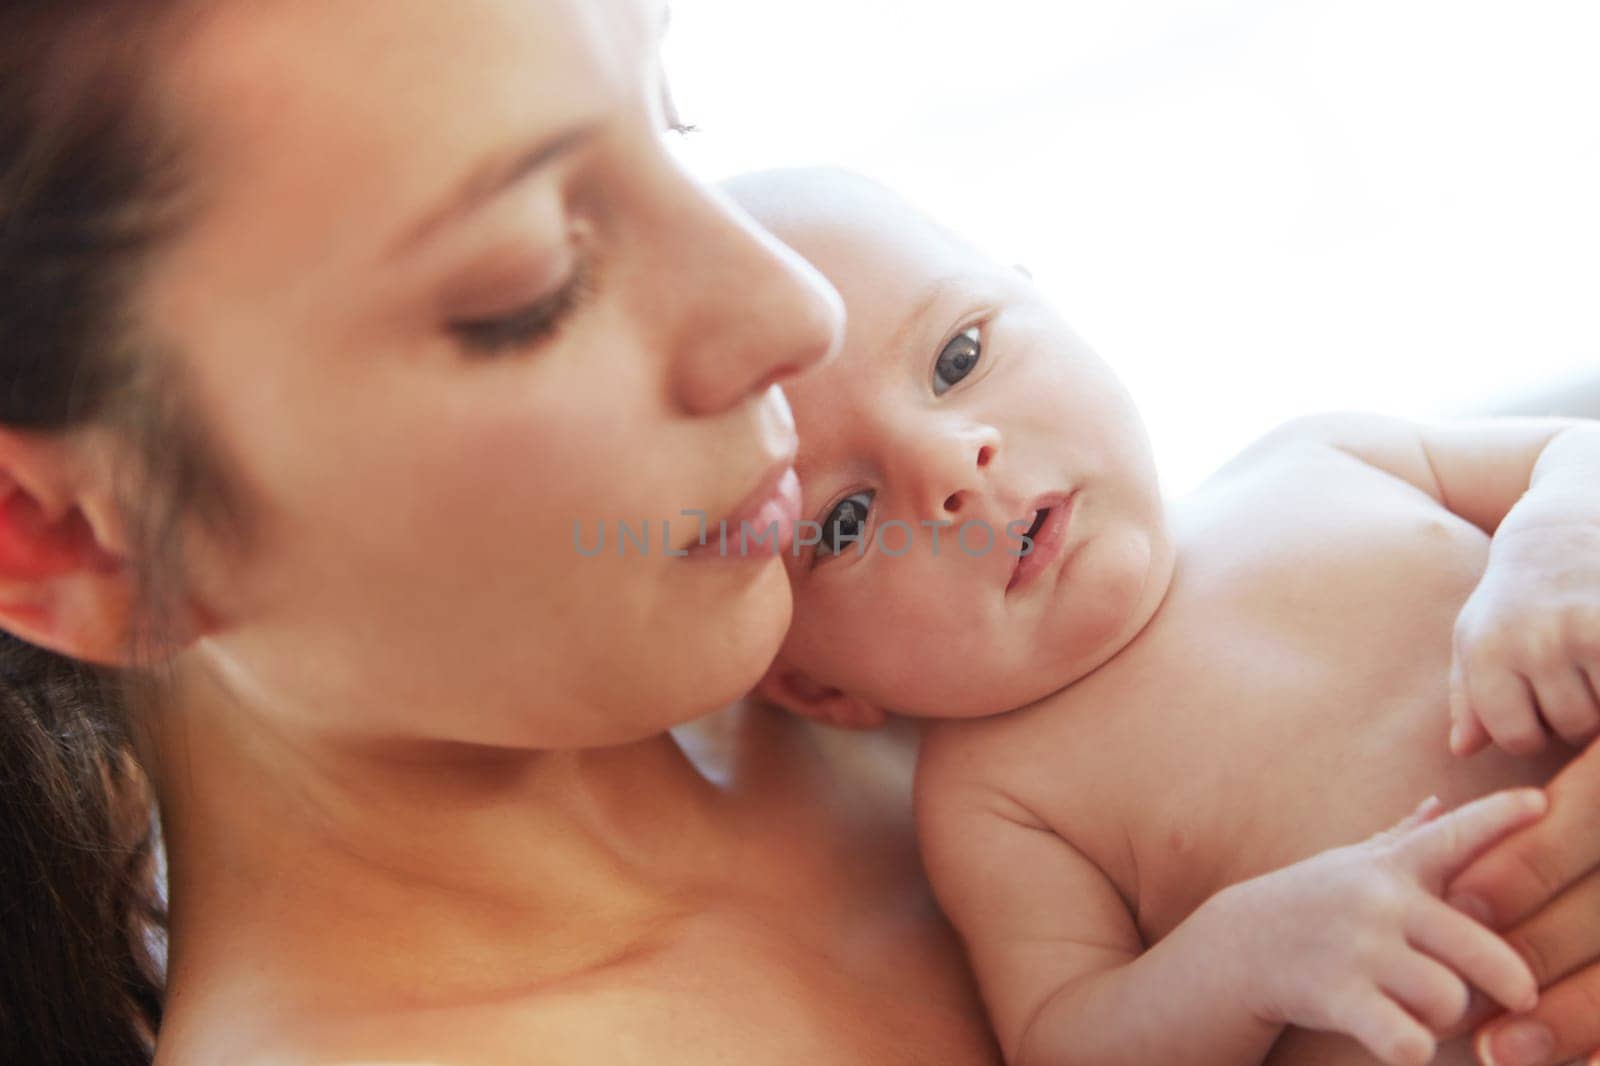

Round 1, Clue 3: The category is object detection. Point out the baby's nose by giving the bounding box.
[930,442,997,518]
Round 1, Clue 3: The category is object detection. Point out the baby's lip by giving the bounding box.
[1006,490,1077,593]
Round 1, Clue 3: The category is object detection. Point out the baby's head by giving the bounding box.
[724,168,1176,727]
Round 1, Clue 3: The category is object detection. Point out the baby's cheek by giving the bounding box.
[785,583,880,675]
[1040,527,1155,668]
[786,584,906,690]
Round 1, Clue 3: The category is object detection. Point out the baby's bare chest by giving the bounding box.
[997,449,1567,941]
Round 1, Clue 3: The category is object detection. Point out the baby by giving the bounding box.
[724,168,1600,1066]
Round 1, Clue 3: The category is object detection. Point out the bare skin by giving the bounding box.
[0,3,1005,1062]
[152,687,999,1064]
[729,171,1600,1066]
[919,431,1570,1065]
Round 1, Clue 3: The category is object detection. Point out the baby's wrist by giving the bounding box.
[1494,482,1600,544]
[1194,880,1279,1024]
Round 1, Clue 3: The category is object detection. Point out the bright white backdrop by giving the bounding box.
[663,0,1600,494]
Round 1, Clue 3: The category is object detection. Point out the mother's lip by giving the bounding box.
[1006,490,1076,593]
[682,455,801,558]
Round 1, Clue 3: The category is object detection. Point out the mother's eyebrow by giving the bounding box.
[386,3,674,264]
[385,122,598,262]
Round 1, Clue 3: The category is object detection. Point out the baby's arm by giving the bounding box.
[917,740,1546,1066]
[1263,411,1600,755]
[1258,411,1597,536]
[915,774,1278,1065]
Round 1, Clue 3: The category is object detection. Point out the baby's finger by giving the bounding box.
[1407,898,1539,1014]
[1530,668,1600,747]
[1379,951,1470,1033]
[1402,789,1549,886]
[1435,987,1499,1043]
[1339,990,1437,1066]
[1451,655,1494,757]
[1382,795,1446,841]
[1471,668,1549,756]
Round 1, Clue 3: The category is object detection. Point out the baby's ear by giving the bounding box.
[753,660,888,730]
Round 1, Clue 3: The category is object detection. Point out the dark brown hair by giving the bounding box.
[2,4,255,1063]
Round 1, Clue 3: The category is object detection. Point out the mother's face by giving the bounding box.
[137,0,842,747]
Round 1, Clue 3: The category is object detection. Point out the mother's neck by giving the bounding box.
[147,648,743,1008]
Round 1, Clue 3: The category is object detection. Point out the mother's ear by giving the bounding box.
[753,656,888,730]
[0,427,209,667]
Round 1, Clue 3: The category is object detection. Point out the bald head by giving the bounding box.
[721,166,989,267]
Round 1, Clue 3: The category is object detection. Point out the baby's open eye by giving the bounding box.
[816,490,874,563]
[932,326,982,396]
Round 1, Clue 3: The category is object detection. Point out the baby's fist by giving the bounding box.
[1449,520,1600,757]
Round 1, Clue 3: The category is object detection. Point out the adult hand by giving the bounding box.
[1444,739,1600,1066]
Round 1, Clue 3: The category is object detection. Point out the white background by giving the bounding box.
[663,0,1600,495]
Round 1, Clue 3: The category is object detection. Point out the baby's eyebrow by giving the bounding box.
[885,275,962,356]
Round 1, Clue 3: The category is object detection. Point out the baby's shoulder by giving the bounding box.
[1195,413,1362,492]
[912,689,1145,893]
[1195,410,1453,507]
[913,680,1127,811]
[1174,413,1452,565]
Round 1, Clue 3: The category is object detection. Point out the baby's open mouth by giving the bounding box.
[1023,507,1051,542]
[1006,491,1077,593]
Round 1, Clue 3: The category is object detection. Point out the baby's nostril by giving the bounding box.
[944,492,964,513]
[976,445,995,468]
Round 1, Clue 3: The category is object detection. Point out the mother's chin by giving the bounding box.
[561,550,797,747]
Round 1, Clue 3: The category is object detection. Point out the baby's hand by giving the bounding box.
[1449,517,1600,757]
[1226,790,1546,1066]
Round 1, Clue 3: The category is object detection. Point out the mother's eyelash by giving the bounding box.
[448,255,596,356]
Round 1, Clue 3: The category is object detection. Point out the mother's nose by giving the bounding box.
[650,183,844,417]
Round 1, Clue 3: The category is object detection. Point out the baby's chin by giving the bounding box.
[883,663,1093,721]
